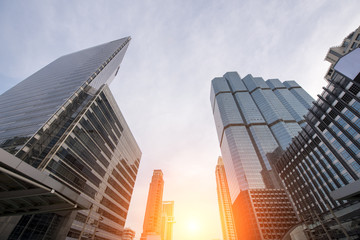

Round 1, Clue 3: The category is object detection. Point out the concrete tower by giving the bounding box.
[161,201,175,240]
[141,170,164,240]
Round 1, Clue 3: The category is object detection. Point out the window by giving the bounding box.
[329,110,338,119]
[349,144,360,155]
[346,126,357,136]
[114,66,120,76]
[324,131,334,140]
[357,33,360,41]
[334,162,345,172]
[355,119,360,128]
[335,102,345,111]
[342,93,353,104]
[341,150,352,161]
[351,42,358,49]
[343,173,353,182]
[337,118,347,127]
[352,101,360,112]
[351,161,360,173]
[339,133,350,143]
[349,85,360,95]
[344,110,355,120]
[332,140,342,150]
[331,125,340,134]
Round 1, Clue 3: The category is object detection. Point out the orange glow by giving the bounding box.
[187,219,200,233]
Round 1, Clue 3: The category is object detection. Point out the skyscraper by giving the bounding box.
[0,37,142,239]
[210,72,312,239]
[215,157,237,240]
[161,201,175,240]
[275,47,360,239]
[141,170,164,240]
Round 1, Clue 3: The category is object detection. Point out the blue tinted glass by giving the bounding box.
[344,110,355,120]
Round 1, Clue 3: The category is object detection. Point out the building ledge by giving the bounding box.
[330,179,360,201]
[0,149,91,216]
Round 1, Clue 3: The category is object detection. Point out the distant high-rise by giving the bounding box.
[215,157,237,240]
[0,38,142,239]
[325,25,360,81]
[141,170,164,240]
[161,201,175,240]
[210,72,311,239]
[276,47,360,239]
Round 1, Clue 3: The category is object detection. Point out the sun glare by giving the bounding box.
[187,219,200,233]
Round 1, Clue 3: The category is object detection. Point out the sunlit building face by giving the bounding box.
[141,170,164,240]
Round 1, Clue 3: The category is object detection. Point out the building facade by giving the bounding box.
[232,189,298,240]
[122,228,136,240]
[210,72,313,239]
[275,48,360,239]
[215,157,237,240]
[161,201,175,240]
[325,26,360,81]
[0,38,142,239]
[141,170,164,240]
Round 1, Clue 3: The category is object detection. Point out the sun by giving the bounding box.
[187,219,200,233]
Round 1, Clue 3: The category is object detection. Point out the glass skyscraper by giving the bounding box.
[276,48,360,239]
[210,72,312,239]
[0,37,141,239]
[210,72,313,199]
[215,157,237,240]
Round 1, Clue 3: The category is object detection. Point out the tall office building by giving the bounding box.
[161,201,175,240]
[215,157,237,240]
[210,72,312,239]
[275,48,360,239]
[325,26,360,81]
[0,37,142,239]
[141,170,164,240]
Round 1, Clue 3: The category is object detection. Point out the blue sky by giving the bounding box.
[1,1,360,239]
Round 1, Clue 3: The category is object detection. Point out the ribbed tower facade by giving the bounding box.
[0,38,142,239]
[276,48,360,239]
[141,170,164,240]
[210,72,312,239]
[216,157,237,240]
